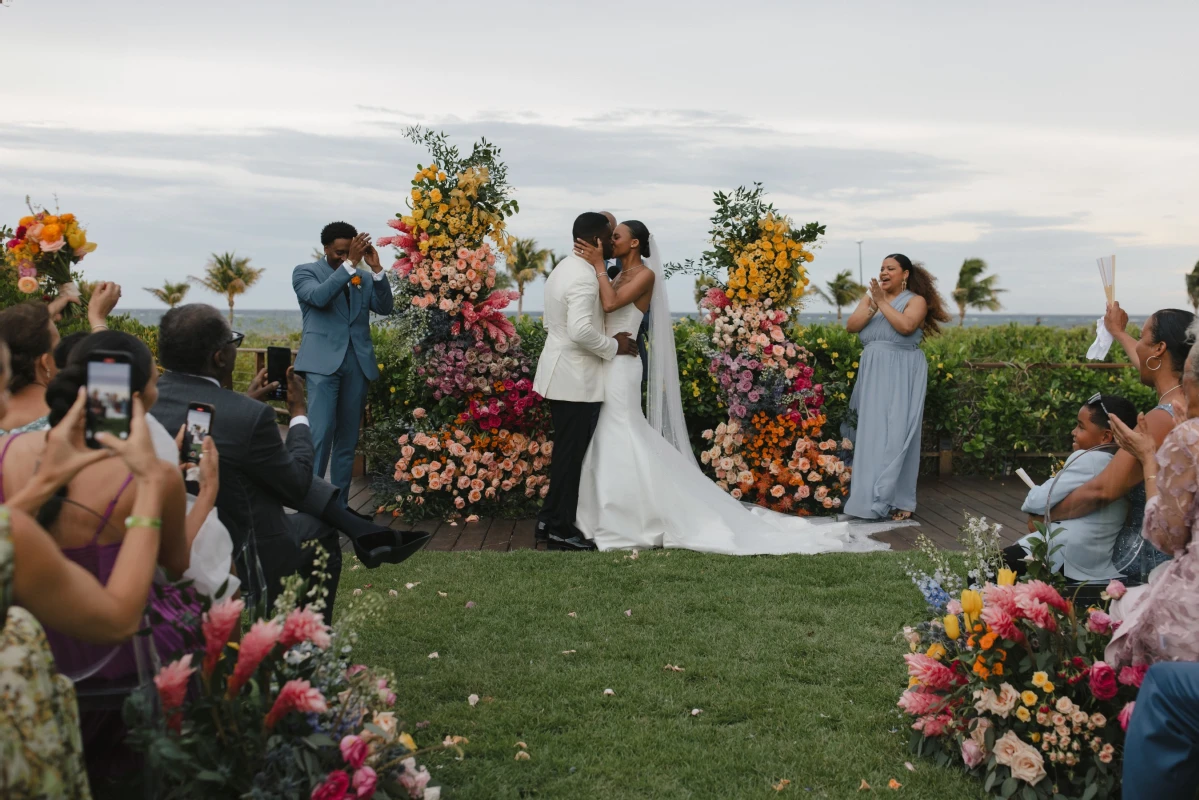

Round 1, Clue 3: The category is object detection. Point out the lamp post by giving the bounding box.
[856,240,864,285]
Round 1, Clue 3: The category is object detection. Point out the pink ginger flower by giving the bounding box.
[1118,701,1136,731]
[264,679,327,729]
[912,712,953,737]
[1021,580,1069,613]
[201,597,244,677]
[226,619,282,698]
[1086,609,1113,635]
[280,606,332,650]
[983,583,1019,616]
[980,604,1026,644]
[1017,597,1058,632]
[154,653,196,733]
[904,653,957,691]
[1118,664,1149,688]
[352,766,378,799]
[897,690,947,716]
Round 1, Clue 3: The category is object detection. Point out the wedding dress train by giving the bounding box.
[575,302,897,555]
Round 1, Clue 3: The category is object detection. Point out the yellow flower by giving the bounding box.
[66,227,88,249]
[937,362,944,369]
[997,568,1017,586]
[946,373,953,380]
[436,171,446,181]
[942,615,960,640]
[377,363,384,370]
[925,643,947,661]
[1030,732,1041,743]
[1021,690,1038,707]
[852,362,859,368]
[399,732,418,752]
[389,386,396,394]
[960,589,982,627]
[1032,671,1048,687]
[1042,681,1055,693]
[429,188,443,203]
[846,371,855,379]
[1016,707,1031,723]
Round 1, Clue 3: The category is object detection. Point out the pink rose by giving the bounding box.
[1119,664,1149,688]
[352,766,378,799]
[1118,701,1136,731]
[312,770,351,800]
[960,738,985,769]
[1086,609,1113,635]
[340,735,369,769]
[1104,579,1127,600]
[1089,661,1119,701]
[947,599,963,616]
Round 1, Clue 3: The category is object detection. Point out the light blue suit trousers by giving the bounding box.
[1123,662,1199,799]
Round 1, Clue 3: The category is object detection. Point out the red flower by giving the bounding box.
[1089,661,1119,701]
[1119,664,1149,688]
[311,770,351,800]
[14,225,26,239]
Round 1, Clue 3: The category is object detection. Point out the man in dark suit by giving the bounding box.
[151,304,344,616]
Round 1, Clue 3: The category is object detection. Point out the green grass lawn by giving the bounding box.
[339,549,986,800]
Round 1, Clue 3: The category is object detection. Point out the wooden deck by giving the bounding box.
[345,475,1031,553]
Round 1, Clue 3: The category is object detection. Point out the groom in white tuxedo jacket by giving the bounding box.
[533,212,638,550]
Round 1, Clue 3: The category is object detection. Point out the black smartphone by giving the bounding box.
[85,351,133,449]
[266,346,291,401]
[183,402,215,465]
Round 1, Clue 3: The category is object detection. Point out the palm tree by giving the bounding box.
[1186,260,1199,313]
[952,257,1005,326]
[810,270,866,321]
[504,237,552,317]
[311,246,325,262]
[144,280,191,308]
[191,252,265,325]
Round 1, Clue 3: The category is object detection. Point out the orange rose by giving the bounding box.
[40,224,62,242]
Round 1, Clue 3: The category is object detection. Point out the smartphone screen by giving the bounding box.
[184,404,213,465]
[266,346,290,401]
[85,356,132,447]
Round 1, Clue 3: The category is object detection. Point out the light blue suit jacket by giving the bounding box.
[292,258,394,379]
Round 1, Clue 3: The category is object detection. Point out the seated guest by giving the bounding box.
[1006,394,1139,581]
[0,283,120,435]
[150,304,343,614]
[1104,342,1199,666]
[1,342,170,799]
[0,332,193,787]
[1122,663,1199,800]
[1045,307,1193,583]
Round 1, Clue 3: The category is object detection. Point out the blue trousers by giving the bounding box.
[306,348,368,507]
[1123,662,1199,800]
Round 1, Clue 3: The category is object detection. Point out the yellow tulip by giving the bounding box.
[997,568,1017,586]
[66,228,87,249]
[925,643,947,661]
[960,589,983,628]
[942,615,960,640]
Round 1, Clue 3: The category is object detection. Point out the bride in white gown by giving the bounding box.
[572,221,896,555]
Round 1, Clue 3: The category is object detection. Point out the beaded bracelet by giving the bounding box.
[125,515,162,530]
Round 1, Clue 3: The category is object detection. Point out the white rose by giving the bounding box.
[1008,742,1048,785]
[992,731,1024,766]
[990,683,1020,718]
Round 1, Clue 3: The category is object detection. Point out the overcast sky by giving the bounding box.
[2,0,1196,316]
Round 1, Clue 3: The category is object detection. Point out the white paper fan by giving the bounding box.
[1096,255,1116,303]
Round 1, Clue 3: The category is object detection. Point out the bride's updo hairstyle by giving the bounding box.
[621,220,651,258]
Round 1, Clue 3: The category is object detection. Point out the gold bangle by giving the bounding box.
[124,515,162,530]
[1144,475,1156,482]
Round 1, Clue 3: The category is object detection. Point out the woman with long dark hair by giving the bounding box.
[843,254,951,521]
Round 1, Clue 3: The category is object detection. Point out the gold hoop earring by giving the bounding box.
[1147,355,1163,371]
[901,278,908,291]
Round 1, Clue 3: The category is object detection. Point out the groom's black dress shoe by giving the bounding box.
[548,534,597,552]
[535,521,550,543]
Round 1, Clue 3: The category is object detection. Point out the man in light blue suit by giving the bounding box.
[293,221,394,511]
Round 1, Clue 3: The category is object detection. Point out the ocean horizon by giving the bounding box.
[118,308,1114,335]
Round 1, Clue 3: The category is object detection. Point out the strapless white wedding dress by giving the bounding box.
[575,303,895,555]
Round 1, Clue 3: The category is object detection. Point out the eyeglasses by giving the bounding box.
[1088,393,1110,417]
[226,330,245,350]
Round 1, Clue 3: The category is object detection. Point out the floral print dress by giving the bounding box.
[1107,418,1199,667]
[0,506,93,799]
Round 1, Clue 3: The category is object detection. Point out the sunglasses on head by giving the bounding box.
[1088,393,1110,418]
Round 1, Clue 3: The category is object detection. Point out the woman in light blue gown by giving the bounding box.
[842,254,950,521]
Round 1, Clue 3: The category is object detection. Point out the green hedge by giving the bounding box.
[362,318,1154,482]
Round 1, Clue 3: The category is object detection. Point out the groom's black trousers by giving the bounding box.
[538,399,602,539]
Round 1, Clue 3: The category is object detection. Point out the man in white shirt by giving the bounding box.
[293,222,395,515]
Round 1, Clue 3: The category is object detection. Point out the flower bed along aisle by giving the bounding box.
[897,518,1140,800]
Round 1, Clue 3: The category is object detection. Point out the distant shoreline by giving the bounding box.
[116,308,1128,333]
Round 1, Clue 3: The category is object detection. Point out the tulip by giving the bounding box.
[997,568,1017,586]
[943,614,961,640]
[960,589,983,628]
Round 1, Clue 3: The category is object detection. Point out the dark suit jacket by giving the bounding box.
[151,372,319,553]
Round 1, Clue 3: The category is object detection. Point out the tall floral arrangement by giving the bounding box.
[3,197,96,309]
[125,556,457,799]
[896,519,1139,800]
[672,184,845,516]
[377,129,548,521]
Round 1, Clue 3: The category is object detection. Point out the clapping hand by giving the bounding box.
[573,238,606,272]
[868,278,886,306]
[363,244,383,274]
[1109,412,1158,465]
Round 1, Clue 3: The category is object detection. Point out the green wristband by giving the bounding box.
[125,515,162,530]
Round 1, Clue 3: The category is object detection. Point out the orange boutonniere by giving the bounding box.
[350,275,362,287]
